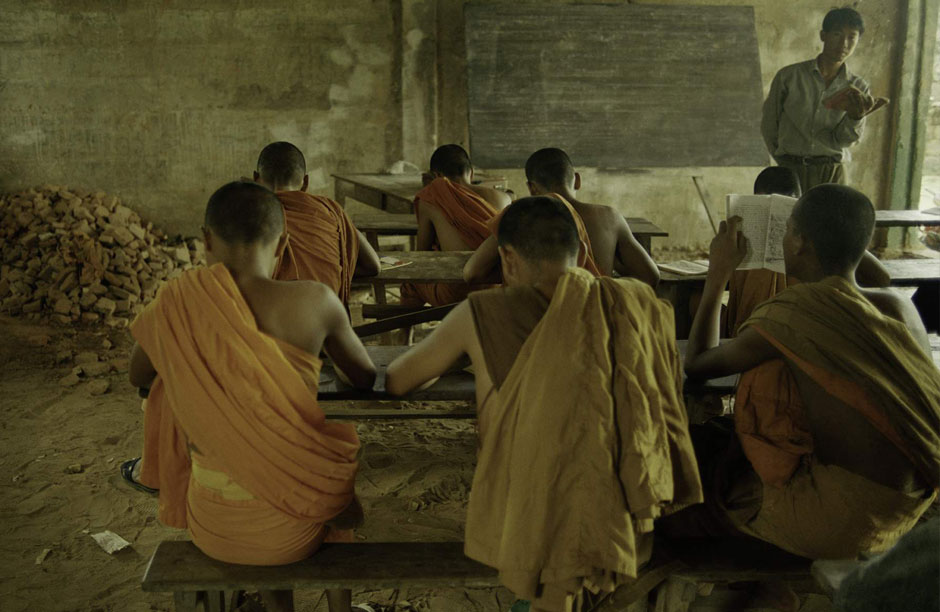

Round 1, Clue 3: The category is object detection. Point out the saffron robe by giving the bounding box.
[465,268,702,611]
[401,177,498,306]
[728,277,940,558]
[132,264,359,563]
[275,191,359,305]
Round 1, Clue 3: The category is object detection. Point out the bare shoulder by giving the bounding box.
[860,287,929,342]
[469,184,511,209]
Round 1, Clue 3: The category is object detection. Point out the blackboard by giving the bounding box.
[465,3,767,168]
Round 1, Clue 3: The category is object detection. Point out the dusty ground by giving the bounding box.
[0,314,520,612]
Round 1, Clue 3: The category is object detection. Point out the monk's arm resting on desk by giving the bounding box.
[321,291,377,390]
[616,216,660,287]
[354,229,381,277]
[385,302,473,395]
[463,234,501,283]
[129,343,157,389]
[685,217,778,379]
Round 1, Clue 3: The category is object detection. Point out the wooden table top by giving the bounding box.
[350,212,667,238]
[359,252,939,286]
[318,342,740,414]
[875,209,940,227]
[334,173,507,206]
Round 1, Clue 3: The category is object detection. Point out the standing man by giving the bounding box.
[761,7,877,191]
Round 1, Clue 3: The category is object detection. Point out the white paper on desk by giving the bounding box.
[726,194,796,274]
[91,530,131,554]
[379,256,414,271]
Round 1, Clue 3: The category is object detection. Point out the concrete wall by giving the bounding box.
[921,21,940,208]
[0,1,402,234]
[1,0,909,249]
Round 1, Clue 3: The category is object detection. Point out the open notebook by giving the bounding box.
[726,194,798,274]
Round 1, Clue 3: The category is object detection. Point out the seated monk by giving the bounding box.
[681,184,939,561]
[125,182,376,612]
[254,141,380,305]
[399,144,510,307]
[463,147,660,287]
[386,197,702,611]
[725,166,890,336]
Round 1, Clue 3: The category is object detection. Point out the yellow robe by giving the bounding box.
[465,268,702,611]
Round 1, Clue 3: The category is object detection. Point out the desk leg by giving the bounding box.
[657,284,693,340]
[373,282,387,305]
[638,235,652,254]
[365,230,380,250]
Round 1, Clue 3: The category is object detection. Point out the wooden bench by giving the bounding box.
[142,541,498,611]
[143,538,815,612]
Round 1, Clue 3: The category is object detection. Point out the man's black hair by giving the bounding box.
[822,7,864,35]
[429,144,472,178]
[204,181,285,245]
[792,184,874,274]
[754,167,802,197]
[496,196,580,262]
[256,141,306,188]
[524,147,576,191]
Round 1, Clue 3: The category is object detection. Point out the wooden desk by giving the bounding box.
[319,342,740,419]
[350,211,667,253]
[875,209,940,227]
[333,173,507,214]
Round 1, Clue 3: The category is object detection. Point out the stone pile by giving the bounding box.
[0,186,205,328]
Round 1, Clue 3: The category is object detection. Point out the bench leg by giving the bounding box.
[651,577,697,612]
[326,588,352,612]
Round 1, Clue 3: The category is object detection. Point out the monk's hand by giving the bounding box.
[708,216,748,278]
[327,495,364,530]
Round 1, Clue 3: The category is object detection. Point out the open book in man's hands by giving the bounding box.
[823,86,889,118]
[726,194,798,274]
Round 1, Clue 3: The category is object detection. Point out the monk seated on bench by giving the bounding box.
[463,147,660,287]
[400,144,510,307]
[725,166,891,336]
[126,182,376,612]
[677,185,938,568]
[255,141,380,306]
[386,197,702,611]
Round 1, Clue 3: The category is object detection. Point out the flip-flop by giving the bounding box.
[120,457,158,495]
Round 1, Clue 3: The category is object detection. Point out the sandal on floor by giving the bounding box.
[120,457,158,495]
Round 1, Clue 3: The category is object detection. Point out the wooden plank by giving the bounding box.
[350,213,668,240]
[142,541,499,592]
[465,4,766,168]
[875,209,940,227]
[882,258,940,285]
[354,304,456,337]
[331,173,507,214]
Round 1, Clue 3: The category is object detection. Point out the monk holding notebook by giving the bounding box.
[126,182,375,611]
[399,144,510,307]
[683,184,938,560]
[387,197,701,611]
[254,141,380,305]
[463,148,659,287]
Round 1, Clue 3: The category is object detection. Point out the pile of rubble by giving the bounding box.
[0,186,205,328]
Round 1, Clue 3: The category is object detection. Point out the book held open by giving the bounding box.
[725,194,798,274]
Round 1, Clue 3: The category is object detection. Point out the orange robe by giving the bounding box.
[725,269,791,337]
[400,177,498,306]
[132,264,359,564]
[275,191,359,305]
[728,277,940,558]
[487,193,601,277]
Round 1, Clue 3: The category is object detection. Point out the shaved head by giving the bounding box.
[792,184,874,274]
[256,141,306,189]
[429,144,472,179]
[204,181,285,246]
[525,148,576,192]
[754,166,801,197]
[497,196,579,262]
